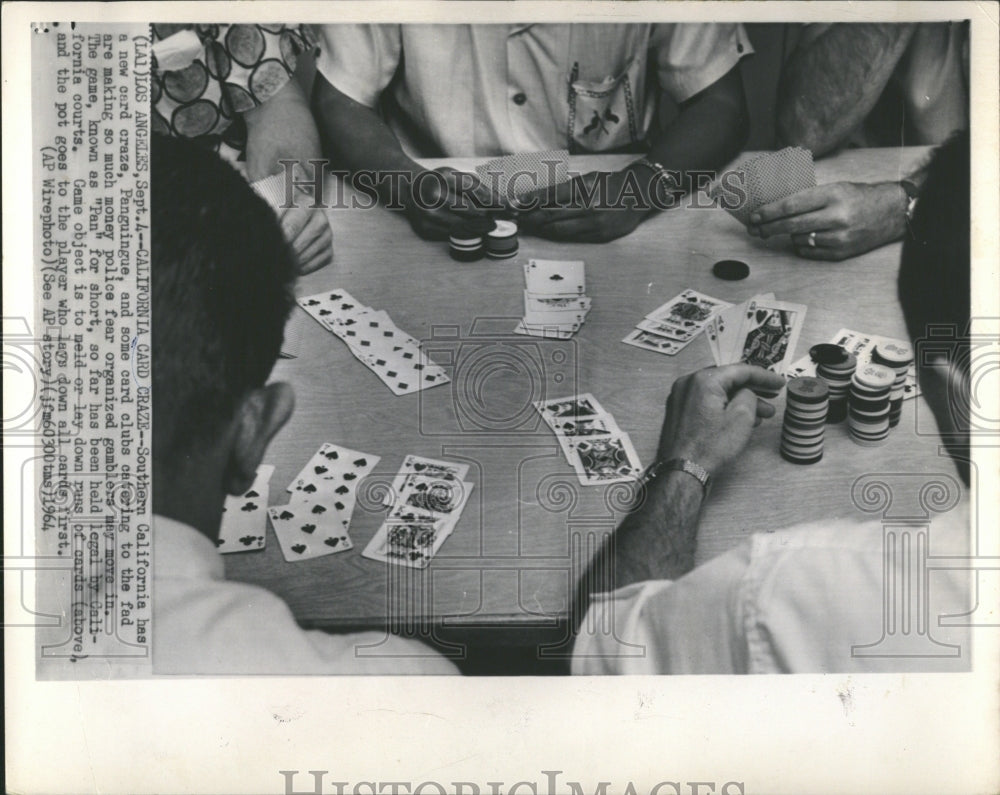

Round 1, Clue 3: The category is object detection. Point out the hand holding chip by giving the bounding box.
[402,166,497,241]
[656,364,786,477]
[748,181,908,261]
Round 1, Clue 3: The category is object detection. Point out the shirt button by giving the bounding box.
[512,92,527,105]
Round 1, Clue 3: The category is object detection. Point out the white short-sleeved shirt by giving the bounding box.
[314,23,752,157]
[153,515,458,675]
[573,507,972,675]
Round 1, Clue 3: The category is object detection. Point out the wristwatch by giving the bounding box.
[640,457,712,497]
[632,158,680,202]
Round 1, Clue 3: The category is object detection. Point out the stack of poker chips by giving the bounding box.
[485,219,519,260]
[848,363,895,446]
[811,343,856,424]
[872,341,913,428]
[448,218,496,262]
[780,376,829,464]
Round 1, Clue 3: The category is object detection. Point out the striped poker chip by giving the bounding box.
[781,448,824,465]
[872,342,913,368]
[853,363,895,390]
[786,376,829,404]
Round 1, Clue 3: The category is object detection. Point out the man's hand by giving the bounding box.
[657,364,786,476]
[401,166,496,241]
[278,205,334,274]
[516,169,651,243]
[748,182,908,261]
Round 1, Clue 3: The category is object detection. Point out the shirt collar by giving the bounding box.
[154,514,225,581]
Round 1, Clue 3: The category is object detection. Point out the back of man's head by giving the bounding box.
[151,135,295,476]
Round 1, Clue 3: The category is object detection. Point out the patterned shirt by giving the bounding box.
[152,23,315,163]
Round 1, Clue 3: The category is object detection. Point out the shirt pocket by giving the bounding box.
[567,55,644,153]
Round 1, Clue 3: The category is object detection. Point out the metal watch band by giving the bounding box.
[633,158,679,199]
[640,457,711,496]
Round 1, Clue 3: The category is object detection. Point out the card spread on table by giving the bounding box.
[533,393,642,482]
[475,149,570,200]
[712,146,817,225]
[297,288,450,395]
[217,465,274,554]
[787,328,920,399]
[268,502,353,561]
[365,455,473,568]
[622,289,731,357]
[516,259,592,339]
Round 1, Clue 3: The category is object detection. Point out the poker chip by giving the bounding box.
[871,343,912,428]
[780,376,829,465]
[485,219,519,259]
[712,259,750,281]
[448,218,496,262]
[848,364,894,446]
[814,348,855,424]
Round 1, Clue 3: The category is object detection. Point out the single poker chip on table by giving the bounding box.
[809,343,849,366]
[712,259,750,281]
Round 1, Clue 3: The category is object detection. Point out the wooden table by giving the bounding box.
[225,147,956,643]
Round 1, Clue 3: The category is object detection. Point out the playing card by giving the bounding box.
[521,308,587,329]
[711,292,775,365]
[287,443,381,525]
[388,455,471,503]
[217,465,273,553]
[355,347,451,395]
[635,318,697,342]
[297,288,370,331]
[524,291,592,314]
[622,329,688,355]
[268,502,353,561]
[645,289,730,332]
[475,149,570,200]
[548,414,622,464]
[734,298,806,374]
[524,259,585,296]
[533,393,605,424]
[392,477,474,518]
[714,147,816,225]
[362,514,454,569]
[513,321,578,339]
[566,434,643,485]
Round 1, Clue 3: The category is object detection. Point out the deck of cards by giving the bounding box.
[707,292,806,377]
[268,443,381,562]
[363,455,473,569]
[475,149,570,202]
[298,288,450,396]
[515,259,591,339]
[788,328,920,399]
[217,465,274,553]
[623,289,731,355]
[711,146,817,225]
[534,394,643,485]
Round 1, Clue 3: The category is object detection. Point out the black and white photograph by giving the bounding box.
[4,2,999,793]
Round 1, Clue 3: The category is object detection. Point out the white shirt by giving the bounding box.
[314,23,752,157]
[153,515,457,674]
[573,507,971,674]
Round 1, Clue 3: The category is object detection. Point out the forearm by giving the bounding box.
[645,67,749,184]
[776,24,916,156]
[243,77,322,183]
[573,471,704,628]
[312,73,421,187]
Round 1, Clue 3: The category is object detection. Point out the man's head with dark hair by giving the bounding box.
[152,134,297,537]
[898,131,971,482]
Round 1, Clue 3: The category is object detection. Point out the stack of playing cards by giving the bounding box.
[623,289,731,355]
[217,465,274,553]
[533,394,643,485]
[363,455,473,569]
[267,443,380,562]
[475,149,570,202]
[298,288,450,395]
[707,292,807,376]
[787,328,920,399]
[515,259,591,339]
[711,146,817,225]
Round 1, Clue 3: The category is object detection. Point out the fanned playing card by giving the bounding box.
[733,297,806,375]
[566,433,643,485]
[217,465,273,553]
[362,513,454,570]
[524,259,585,296]
[713,147,816,225]
[621,329,688,355]
[533,393,604,424]
[475,149,570,200]
[287,442,381,521]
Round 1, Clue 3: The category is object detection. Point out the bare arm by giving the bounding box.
[776,24,917,157]
[243,74,322,182]
[572,365,786,627]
